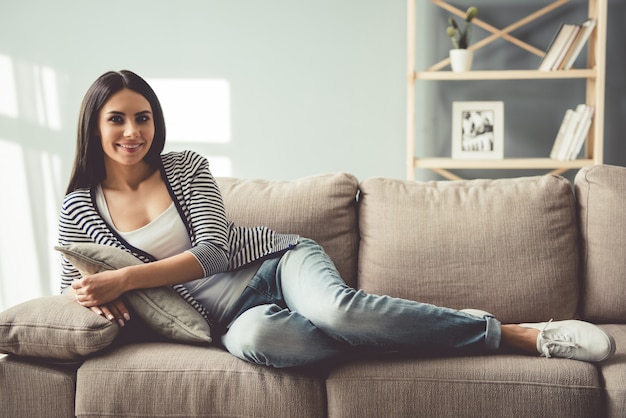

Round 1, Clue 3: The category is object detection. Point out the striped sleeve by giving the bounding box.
[162,151,230,276]
[57,190,120,292]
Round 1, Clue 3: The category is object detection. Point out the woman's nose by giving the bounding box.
[124,122,140,138]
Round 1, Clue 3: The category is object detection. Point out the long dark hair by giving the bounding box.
[65,70,166,194]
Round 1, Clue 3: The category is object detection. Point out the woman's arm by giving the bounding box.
[170,151,230,276]
[72,251,204,308]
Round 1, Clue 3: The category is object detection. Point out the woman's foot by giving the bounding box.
[463,310,616,362]
[518,320,616,363]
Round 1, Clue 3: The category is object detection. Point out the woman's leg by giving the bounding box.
[276,239,501,353]
[277,239,615,363]
[221,304,347,368]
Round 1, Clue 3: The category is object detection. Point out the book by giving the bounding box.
[565,105,595,159]
[550,104,594,161]
[551,25,581,70]
[550,109,575,160]
[560,19,597,70]
[538,24,564,71]
[538,24,579,71]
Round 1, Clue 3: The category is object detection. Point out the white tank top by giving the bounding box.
[95,185,192,259]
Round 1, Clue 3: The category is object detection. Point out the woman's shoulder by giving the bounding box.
[61,188,93,210]
[161,150,211,182]
[161,150,207,167]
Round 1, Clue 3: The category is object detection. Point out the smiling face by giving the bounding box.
[98,88,155,170]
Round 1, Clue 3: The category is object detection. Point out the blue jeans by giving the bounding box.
[220,239,501,368]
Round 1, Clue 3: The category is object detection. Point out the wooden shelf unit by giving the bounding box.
[406,0,607,180]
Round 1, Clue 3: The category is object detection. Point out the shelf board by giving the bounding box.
[414,69,596,81]
[413,158,594,170]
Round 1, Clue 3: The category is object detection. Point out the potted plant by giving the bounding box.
[447,6,478,72]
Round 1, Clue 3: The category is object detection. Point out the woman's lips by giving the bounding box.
[117,143,142,152]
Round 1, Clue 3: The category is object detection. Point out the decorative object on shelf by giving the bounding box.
[446,6,478,72]
[452,101,504,160]
[449,49,473,73]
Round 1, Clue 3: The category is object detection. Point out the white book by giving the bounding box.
[539,24,579,71]
[566,105,595,159]
[553,105,585,161]
[551,25,581,70]
[561,19,597,70]
[550,109,575,160]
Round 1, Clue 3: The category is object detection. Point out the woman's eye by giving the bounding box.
[109,116,123,124]
[137,115,151,123]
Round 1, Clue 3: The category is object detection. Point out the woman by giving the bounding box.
[60,70,615,368]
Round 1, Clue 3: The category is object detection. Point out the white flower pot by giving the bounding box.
[449,49,473,72]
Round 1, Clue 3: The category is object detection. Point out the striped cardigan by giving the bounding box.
[58,150,299,323]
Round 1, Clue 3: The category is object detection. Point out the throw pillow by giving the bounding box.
[358,174,579,324]
[0,295,118,360]
[216,173,360,287]
[575,164,626,322]
[55,243,212,344]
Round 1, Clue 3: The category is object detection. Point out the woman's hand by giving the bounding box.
[89,299,131,327]
[65,280,131,327]
[71,268,129,307]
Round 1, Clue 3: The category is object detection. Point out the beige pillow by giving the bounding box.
[217,172,360,287]
[358,174,580,324]
[55,243,212,344]
[0,295,118,360]
[575,164,626,322]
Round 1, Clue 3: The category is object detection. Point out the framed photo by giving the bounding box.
[452,101,504,160]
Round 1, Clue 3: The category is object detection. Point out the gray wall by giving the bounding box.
[0,0,624,309]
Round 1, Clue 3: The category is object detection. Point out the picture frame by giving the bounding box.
[452,101,504,160]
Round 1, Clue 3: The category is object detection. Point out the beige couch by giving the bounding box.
[1,165,625,418]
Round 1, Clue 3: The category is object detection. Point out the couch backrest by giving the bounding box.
[216,173,360,287]
[575,164,626,323]
[357,174,580,324]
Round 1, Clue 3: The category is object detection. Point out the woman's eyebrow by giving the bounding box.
[105,110,152,116]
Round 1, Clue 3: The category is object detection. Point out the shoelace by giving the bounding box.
[538,319,581,358]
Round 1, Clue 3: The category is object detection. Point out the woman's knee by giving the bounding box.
[221,304,344,367]
[222,305,282,353]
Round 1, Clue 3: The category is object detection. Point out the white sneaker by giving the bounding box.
[519,320,616,363]
[461,309,495,318]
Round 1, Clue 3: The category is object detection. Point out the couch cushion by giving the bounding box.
[217,172,360,287]
[358,174,579,323]
[0,295,118,361]
[0,354,76,418]
[575,165,626,322]
[597,324,626,418]
[76,342,327,418]
[326,354,603,418]
[55,243,212,344]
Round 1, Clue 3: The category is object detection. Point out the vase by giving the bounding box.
[449,49,473,72]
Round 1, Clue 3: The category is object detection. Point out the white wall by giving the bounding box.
[1,0,624,310]
[0,0,406,309]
